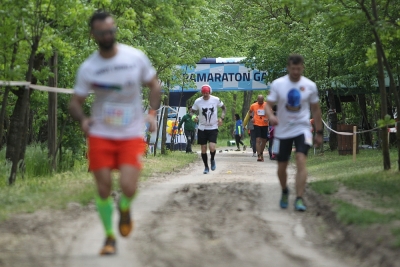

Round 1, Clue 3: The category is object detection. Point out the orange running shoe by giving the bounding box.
[119,208,134,237]
[100,236,116,255]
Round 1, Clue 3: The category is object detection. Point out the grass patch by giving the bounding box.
[0,147,198,222]
[334,200,400,226]
[309,179,339,195]
[391,228,400,248]
[308,149,400,226]
[141,151,198,181]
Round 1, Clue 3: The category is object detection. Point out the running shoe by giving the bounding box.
[119,208,133,237]
[243,145,247,151]
[280,189,289,209]
[294,197,307,212]
[100,236,116,255]
[252,153,256,157]
[235,148,241,151]
[203,167,210,174]
[211,160,216,171]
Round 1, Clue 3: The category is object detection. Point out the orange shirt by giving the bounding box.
[250,102,269,126]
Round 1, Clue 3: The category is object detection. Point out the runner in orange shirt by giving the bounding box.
[243,95,270,161]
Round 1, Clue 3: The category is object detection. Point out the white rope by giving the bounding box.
[322,119,354,135]
[322,119,389,135]
[0,80,75,93]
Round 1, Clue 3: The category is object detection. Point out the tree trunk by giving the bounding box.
[0,87,11,150]
[376,44,390,169]
[161,94,169,155]
[242,91,253,120]
[328,89,338,151]
[369,0,390,169]
[48,52,58,171]
[358,94,372,145]
[0,29,19,151]
[7,40,39,184]
[153,106,165,156]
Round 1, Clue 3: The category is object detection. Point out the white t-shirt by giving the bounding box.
[267,75,319,139]
[74,44,156,139]
[192,95,224,130]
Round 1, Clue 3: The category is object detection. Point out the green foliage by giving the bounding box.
[377,114,396,128]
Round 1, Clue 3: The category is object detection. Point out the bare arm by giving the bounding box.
[310,102,322,131]
[146,75,162,111]
[265,101,275,117]
[220,105,226,119]
[68,94,87,122]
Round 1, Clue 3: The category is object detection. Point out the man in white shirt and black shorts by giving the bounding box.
[192,84,226,174]
[265,54,323,212]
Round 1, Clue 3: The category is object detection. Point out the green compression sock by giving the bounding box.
[119,191,138,212]
[95,196,114,238]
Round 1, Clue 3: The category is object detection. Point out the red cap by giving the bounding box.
[201,84,212,94]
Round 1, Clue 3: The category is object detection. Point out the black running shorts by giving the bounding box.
[254,125,269,139]
[276,134,311,162]
[197,129,218,145]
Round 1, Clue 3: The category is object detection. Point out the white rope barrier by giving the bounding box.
[322,119,394,135]
[322,119,354,135]
[0,80,75,93]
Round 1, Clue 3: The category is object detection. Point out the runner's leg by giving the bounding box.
[93,168,115,238]
[235,135,241,150]
[295,153,307,197]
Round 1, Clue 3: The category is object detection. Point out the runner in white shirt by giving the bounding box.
[68,11,161,255]
[265,54,323,212]
[192,85,226,174]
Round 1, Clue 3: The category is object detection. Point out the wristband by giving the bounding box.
[316,130,323,135]
[149,109,157,116]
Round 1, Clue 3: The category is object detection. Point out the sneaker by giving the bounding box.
[211,160,216,171]
[100,236,116,255]
[119,208,134,237]
[252,153,256,157]
[203,167,210,174]
[280,189,289,209]
[235,148,241,151]
[294,197,307,212]
[243,145,247,151]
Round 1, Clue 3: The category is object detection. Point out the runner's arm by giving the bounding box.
[265,101,275,117]
[243,110,251,127]
[178,115,185,130]
[220,105,226,120]
[69,94,87,122]
[146,76,162,113]
[310,102,323,132]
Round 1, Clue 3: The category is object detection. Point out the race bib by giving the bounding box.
[304,130,313,146]
[257,109,265,116]
[272,139,280,154]
[102,102,134,126]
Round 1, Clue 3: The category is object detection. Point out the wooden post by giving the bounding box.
[353,126,357,162]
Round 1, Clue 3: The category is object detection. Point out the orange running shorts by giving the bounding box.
[88,136,146,171]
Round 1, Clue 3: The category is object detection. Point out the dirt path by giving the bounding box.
[0,149,363,267]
